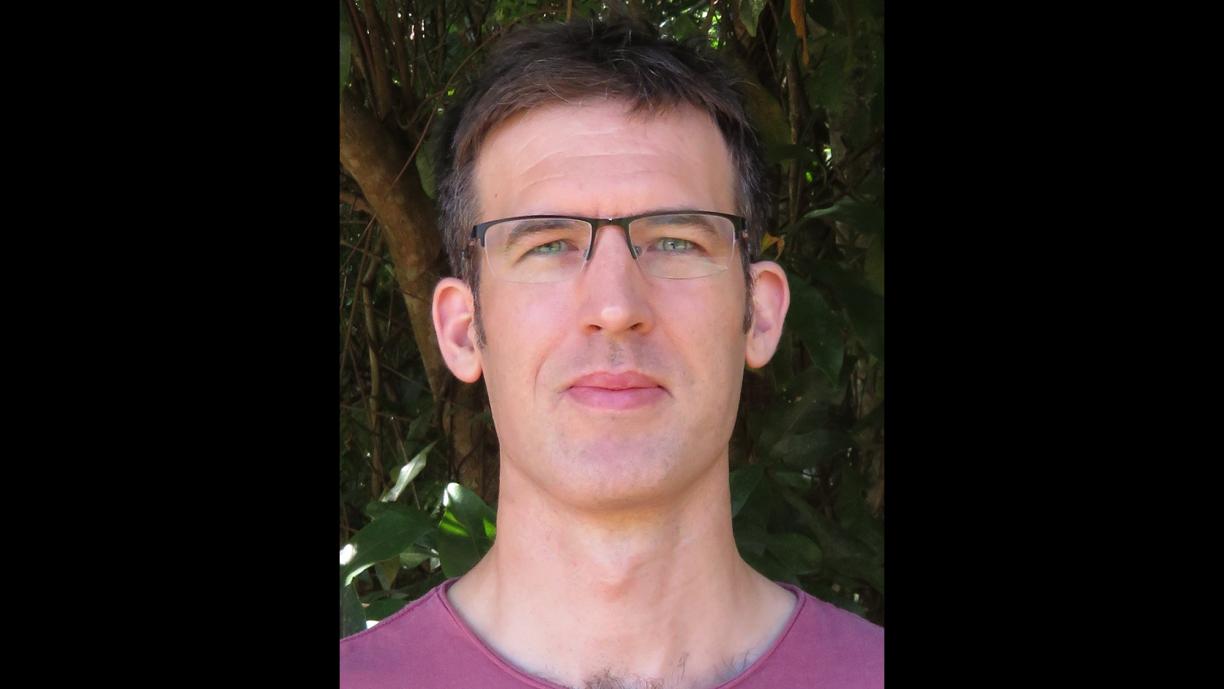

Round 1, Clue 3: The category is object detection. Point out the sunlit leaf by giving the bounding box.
[340,507,435,588]
[380,441,434,502]
[435,483,497,578]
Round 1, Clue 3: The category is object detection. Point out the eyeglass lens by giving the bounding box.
[483,213,737,283]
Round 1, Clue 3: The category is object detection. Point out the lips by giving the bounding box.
[565,371,667,410]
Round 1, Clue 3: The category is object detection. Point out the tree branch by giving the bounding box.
[361,0,395,120]
[339,88,447,404]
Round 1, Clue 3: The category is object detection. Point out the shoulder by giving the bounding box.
[340,580,512,689]
[748,586,883,689]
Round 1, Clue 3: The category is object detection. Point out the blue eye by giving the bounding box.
[656,237,695,252]
[528,240,570,255]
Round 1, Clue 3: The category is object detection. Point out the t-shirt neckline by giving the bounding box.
[433,577,808,689]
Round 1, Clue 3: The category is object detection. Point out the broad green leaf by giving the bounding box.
[406,411,432,441]
[827,555,885,594]
[435,483,497,578]
[772,428,855,468]
[835,464,883,553]
[741,549,798,585]
[398,548,432,569]
[444,483,497,541]
[340,581,366,638]
[380,441,433,502]
[771,469,814,490]
[806,36,849,116]
[341,507,435,588]
[729,464,765,517]
[670,13,700,41]
[801,198,884,237]
[756,367,838,452]
[364,596,408,622]
[740,0,768,37]
[775,484,882,594]
[808,261,884,363]
[766,531,823,574]
[374,557,400,590]
[786,276,845,384]
[733,518,769,556]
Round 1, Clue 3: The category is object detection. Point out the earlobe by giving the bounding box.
[745,261,791,369]
[432,278,483,383]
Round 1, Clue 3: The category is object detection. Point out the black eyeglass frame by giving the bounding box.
[466,210,752,268]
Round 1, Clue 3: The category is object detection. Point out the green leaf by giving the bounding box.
[339,4,352,104]
[756,367,838,452]
[807,36,850,116]
[807,261,884,363]
[435,483,497,578]
[741,549,798,585]
[864,237,884,296]
[398,548,432,569]
[340,581,366,638]
[670,13,700,42]
[786,276,845,384]
[380,441,433,502]
[416,144,436,199]
[444,483,497,540]
[765,531,823,574]
[775,484,881,593]
[801,197,884,237]
[364,596,408,622]
[374,557,400,590]
[835,464,883,553]
[729,464,765,517]
[771,469,813,490]
[406,411,432,441]
[733,518,769,556]
[771,428,855,468]
[740,0,768,37]
[341,506,435,588]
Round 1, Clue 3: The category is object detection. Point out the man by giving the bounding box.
[341,18,883,689]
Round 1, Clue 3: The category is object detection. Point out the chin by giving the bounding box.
[539,437,719,510]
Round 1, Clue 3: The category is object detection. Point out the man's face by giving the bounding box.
[461,100,763,511]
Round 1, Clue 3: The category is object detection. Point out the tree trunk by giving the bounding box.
[339,90,498,504]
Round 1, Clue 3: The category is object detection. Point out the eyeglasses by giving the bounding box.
[468,211,749,283]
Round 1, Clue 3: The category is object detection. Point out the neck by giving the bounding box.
[447,455,796,689]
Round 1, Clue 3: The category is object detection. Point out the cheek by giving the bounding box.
[479,287,570,381]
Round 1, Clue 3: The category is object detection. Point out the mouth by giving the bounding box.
[565,371,668,411]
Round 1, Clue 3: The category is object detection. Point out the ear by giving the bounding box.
[745,261,790,369]
[432,277,483,383]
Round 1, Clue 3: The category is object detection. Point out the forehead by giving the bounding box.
[472,100,737,220]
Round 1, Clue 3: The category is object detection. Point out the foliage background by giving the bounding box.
[339,0,884,638]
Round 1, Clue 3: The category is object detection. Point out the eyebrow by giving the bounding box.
[504,218,583,246]
[637,213,722,234]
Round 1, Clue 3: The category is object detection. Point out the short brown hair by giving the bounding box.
[436,18,768,333]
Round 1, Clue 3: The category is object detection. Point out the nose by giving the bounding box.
[576,224,655,335]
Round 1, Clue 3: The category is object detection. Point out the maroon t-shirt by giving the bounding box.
[341,579,883,688]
